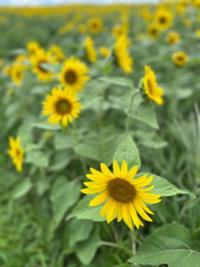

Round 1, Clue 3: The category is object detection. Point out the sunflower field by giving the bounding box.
[0,0,200,266]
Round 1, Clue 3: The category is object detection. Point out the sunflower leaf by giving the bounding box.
[113,135,141,167]
[129,223,200,267]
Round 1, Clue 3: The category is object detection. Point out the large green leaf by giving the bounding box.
[129,223,200,267]
[12,179,32,200]
[76,227,101,265]
[113,135,141,167]
[50,177,81,227]
[67,219,93,247]
[151,175,194,197]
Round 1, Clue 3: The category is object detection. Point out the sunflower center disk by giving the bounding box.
[64,70,77,84]
[56,99,71,115]
[159,17,166,24]
[107,178,136,203]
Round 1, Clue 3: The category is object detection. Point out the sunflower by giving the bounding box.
[49,45,64,62]
[87,17,103,33]
[172,51,189,66]
[84,37,97,63]
[99,47,111,58]
[155,8,173,30]
[8,137,24,173]
[114,35,133,74]
[31,49,53,81]
[147,23,160,38]
[167,31,180,45]
[81,160,161,230]
[142,65,164,105]
[60,58,89,92]
[112,24,127,39]
[42,87,81,127]
[26,41,40,55]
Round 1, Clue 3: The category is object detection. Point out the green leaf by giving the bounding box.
[76,227,101,265]
[113,135,141,167]
[69,196,105,222]
[67,219,93,247]
[129,223,200,267]
[127,99,159,129]
[49,150,72,171]
[12,179,32,200]
[75,134,121,164]
[151,175,194,197]
[99,76,134,88]
[25,150,49,168]
[50,177,81,227]
[54,132,75,150]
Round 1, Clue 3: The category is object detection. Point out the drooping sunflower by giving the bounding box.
[167,31,180,45]
[84,37,97,63]
[81,160,161,230]
[155,8,173,30]
[87,17,103,33]
[172,51,189,66]
[142,65,164,105]
[60,58,89,92]
[114,35,133,74]
[42,87,81,127]
[31,48,54,81]
[8,137,24,173]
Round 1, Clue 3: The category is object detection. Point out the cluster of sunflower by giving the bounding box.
[2,0,199,242]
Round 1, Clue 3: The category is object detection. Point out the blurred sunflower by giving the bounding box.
[31,49,53,81]
[84,37,97,63]
[81,160,161,230]
[155,8,173,30]
[8,137,24,173]
[5,63,26,86]
[87,17,103,33]
[60,58,89,92]
[114,35,133,74]
[99,47,111,58]
[26,41,40,55]
[112,24,127,39]
[49,45,64,62]
[167,31,180,45]
[147,23,160,38]
[42,87,81,127]
[172,51,189,66]
[142,65,164,105]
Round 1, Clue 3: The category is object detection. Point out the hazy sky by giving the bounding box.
[0,0,159,6]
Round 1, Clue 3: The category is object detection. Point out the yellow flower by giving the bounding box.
[155,8,173,30]
[99,47,111,58]
[167,31,180,45]
[5,63,26,86]
[142,65,164,105]
[195,29,200,39]
[8,137,24,173]
[42,87,81,127]
[87,17,103,33]
[147,23,160,38]
[49,45,64,62]
[60,58,89,92]
[81,160,161,230]
[112,24,127,39]
[172,51,189,66]
[31,49,53,81]
[114,35,133,74]
[26,41,40,55]
[84,37,97,63]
